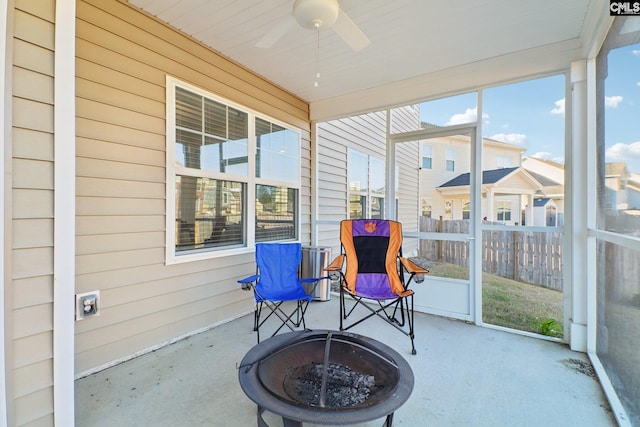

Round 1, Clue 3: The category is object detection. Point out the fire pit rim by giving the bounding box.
[238,329,414,425]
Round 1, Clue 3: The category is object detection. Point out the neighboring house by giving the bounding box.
[605,162,632,211]
[533,197,560,227]
[419,134,562,225]
[435,167,546,225]
[522,156,566,224]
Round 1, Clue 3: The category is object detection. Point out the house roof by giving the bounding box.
[438,167,519,188]
[534,197,552,207]
[526,170,560,187]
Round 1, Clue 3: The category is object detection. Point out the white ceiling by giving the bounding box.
[127,0,608,120]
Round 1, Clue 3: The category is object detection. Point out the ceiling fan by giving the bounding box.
[257,0,371,52]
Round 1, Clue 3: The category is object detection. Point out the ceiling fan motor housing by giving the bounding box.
[293,0,339,29]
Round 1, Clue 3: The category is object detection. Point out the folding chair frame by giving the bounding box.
[325,220,428,355]
[240,277,319,342]
[333,265,423,354]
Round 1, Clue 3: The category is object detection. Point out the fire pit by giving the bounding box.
[238,330,414,426]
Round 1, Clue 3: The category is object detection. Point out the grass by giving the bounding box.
[425,262,564,336]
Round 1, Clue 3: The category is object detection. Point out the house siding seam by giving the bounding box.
[74,0,311,374]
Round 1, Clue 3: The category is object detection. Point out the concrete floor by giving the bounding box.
[76,298,616,426]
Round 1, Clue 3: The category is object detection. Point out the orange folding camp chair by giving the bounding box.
[325,219,428,354]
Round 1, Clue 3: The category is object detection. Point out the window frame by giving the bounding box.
[165,77,301,264]
[496,200,512,222]
[422,144,433,169]
[445,148,456,172]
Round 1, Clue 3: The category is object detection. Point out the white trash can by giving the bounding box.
[300,246,332,301]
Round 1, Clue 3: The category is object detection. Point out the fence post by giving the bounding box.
[438,216,443,261]
[513,230,519,281]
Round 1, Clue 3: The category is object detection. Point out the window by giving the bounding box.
[462,202,471,220]
[446,148,455,171]
[255,118,300,242]
[496,201,511,222]
[545,205,556,226]
[422,145,433,169]
[348,149,385,219]
[497,155,512,168]
[421,199,432,218]
[167,79,300,261]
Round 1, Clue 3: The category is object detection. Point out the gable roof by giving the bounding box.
[534,197,552,207]
[526,170,560,187]
[438,167,519,188]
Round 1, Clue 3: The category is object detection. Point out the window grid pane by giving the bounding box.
[175,176,245,251]
[255,184,297,242]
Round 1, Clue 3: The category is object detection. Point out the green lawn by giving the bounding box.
[425,262,564,336]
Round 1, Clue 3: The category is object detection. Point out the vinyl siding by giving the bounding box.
[74,0,311,373]
[316,108,420,255]
[10,1,56,426]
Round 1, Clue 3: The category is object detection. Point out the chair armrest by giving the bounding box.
[300,277,330,283]
[325,254,345,272]
[399,257,429,275]
[237,274,259,284]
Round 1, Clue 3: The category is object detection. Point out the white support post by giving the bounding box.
[0,1,10,425]
[385,109,396,220]
[568,60,588,352]
[54,1,76,425]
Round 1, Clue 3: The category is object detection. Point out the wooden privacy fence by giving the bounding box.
[419,217,563,290]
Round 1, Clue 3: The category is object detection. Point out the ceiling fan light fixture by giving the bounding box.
[293,0,339,29]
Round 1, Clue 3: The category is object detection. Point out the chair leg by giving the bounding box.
[255,303,261,343]
[339,287,345,331]
[408,294,416,355]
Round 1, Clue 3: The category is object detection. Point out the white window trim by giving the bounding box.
[165,76,301,264]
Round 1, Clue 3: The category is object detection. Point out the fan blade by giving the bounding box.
[333,8,370,52]
[256,18,295,49]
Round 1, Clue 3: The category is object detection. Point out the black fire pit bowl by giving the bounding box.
[238,330,414,426]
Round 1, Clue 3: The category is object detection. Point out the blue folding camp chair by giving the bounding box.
[325,219,429,354]
[238,242,323,342]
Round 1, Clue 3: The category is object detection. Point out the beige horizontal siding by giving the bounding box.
[11,277,53,310]
[13,39,54,76]
[13,387,53,426]
[12,219,53,249]
[13,128,54,161]
[8,2,56,426]
[12,189,53,219]
[74,0,311,373]
[14,360,53,398]
[12,332,53,369]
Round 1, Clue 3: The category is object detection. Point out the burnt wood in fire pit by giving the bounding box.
[238,330,414,426]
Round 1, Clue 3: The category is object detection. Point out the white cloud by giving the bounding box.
[606,141,640,161]
[490,133,527,145]
[633,50,640,56]
[605,95,623,108]
[446,107,488,126]
[447,107,477,125]
[550,99,565,115]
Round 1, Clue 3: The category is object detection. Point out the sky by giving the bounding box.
[419,42,640,173]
